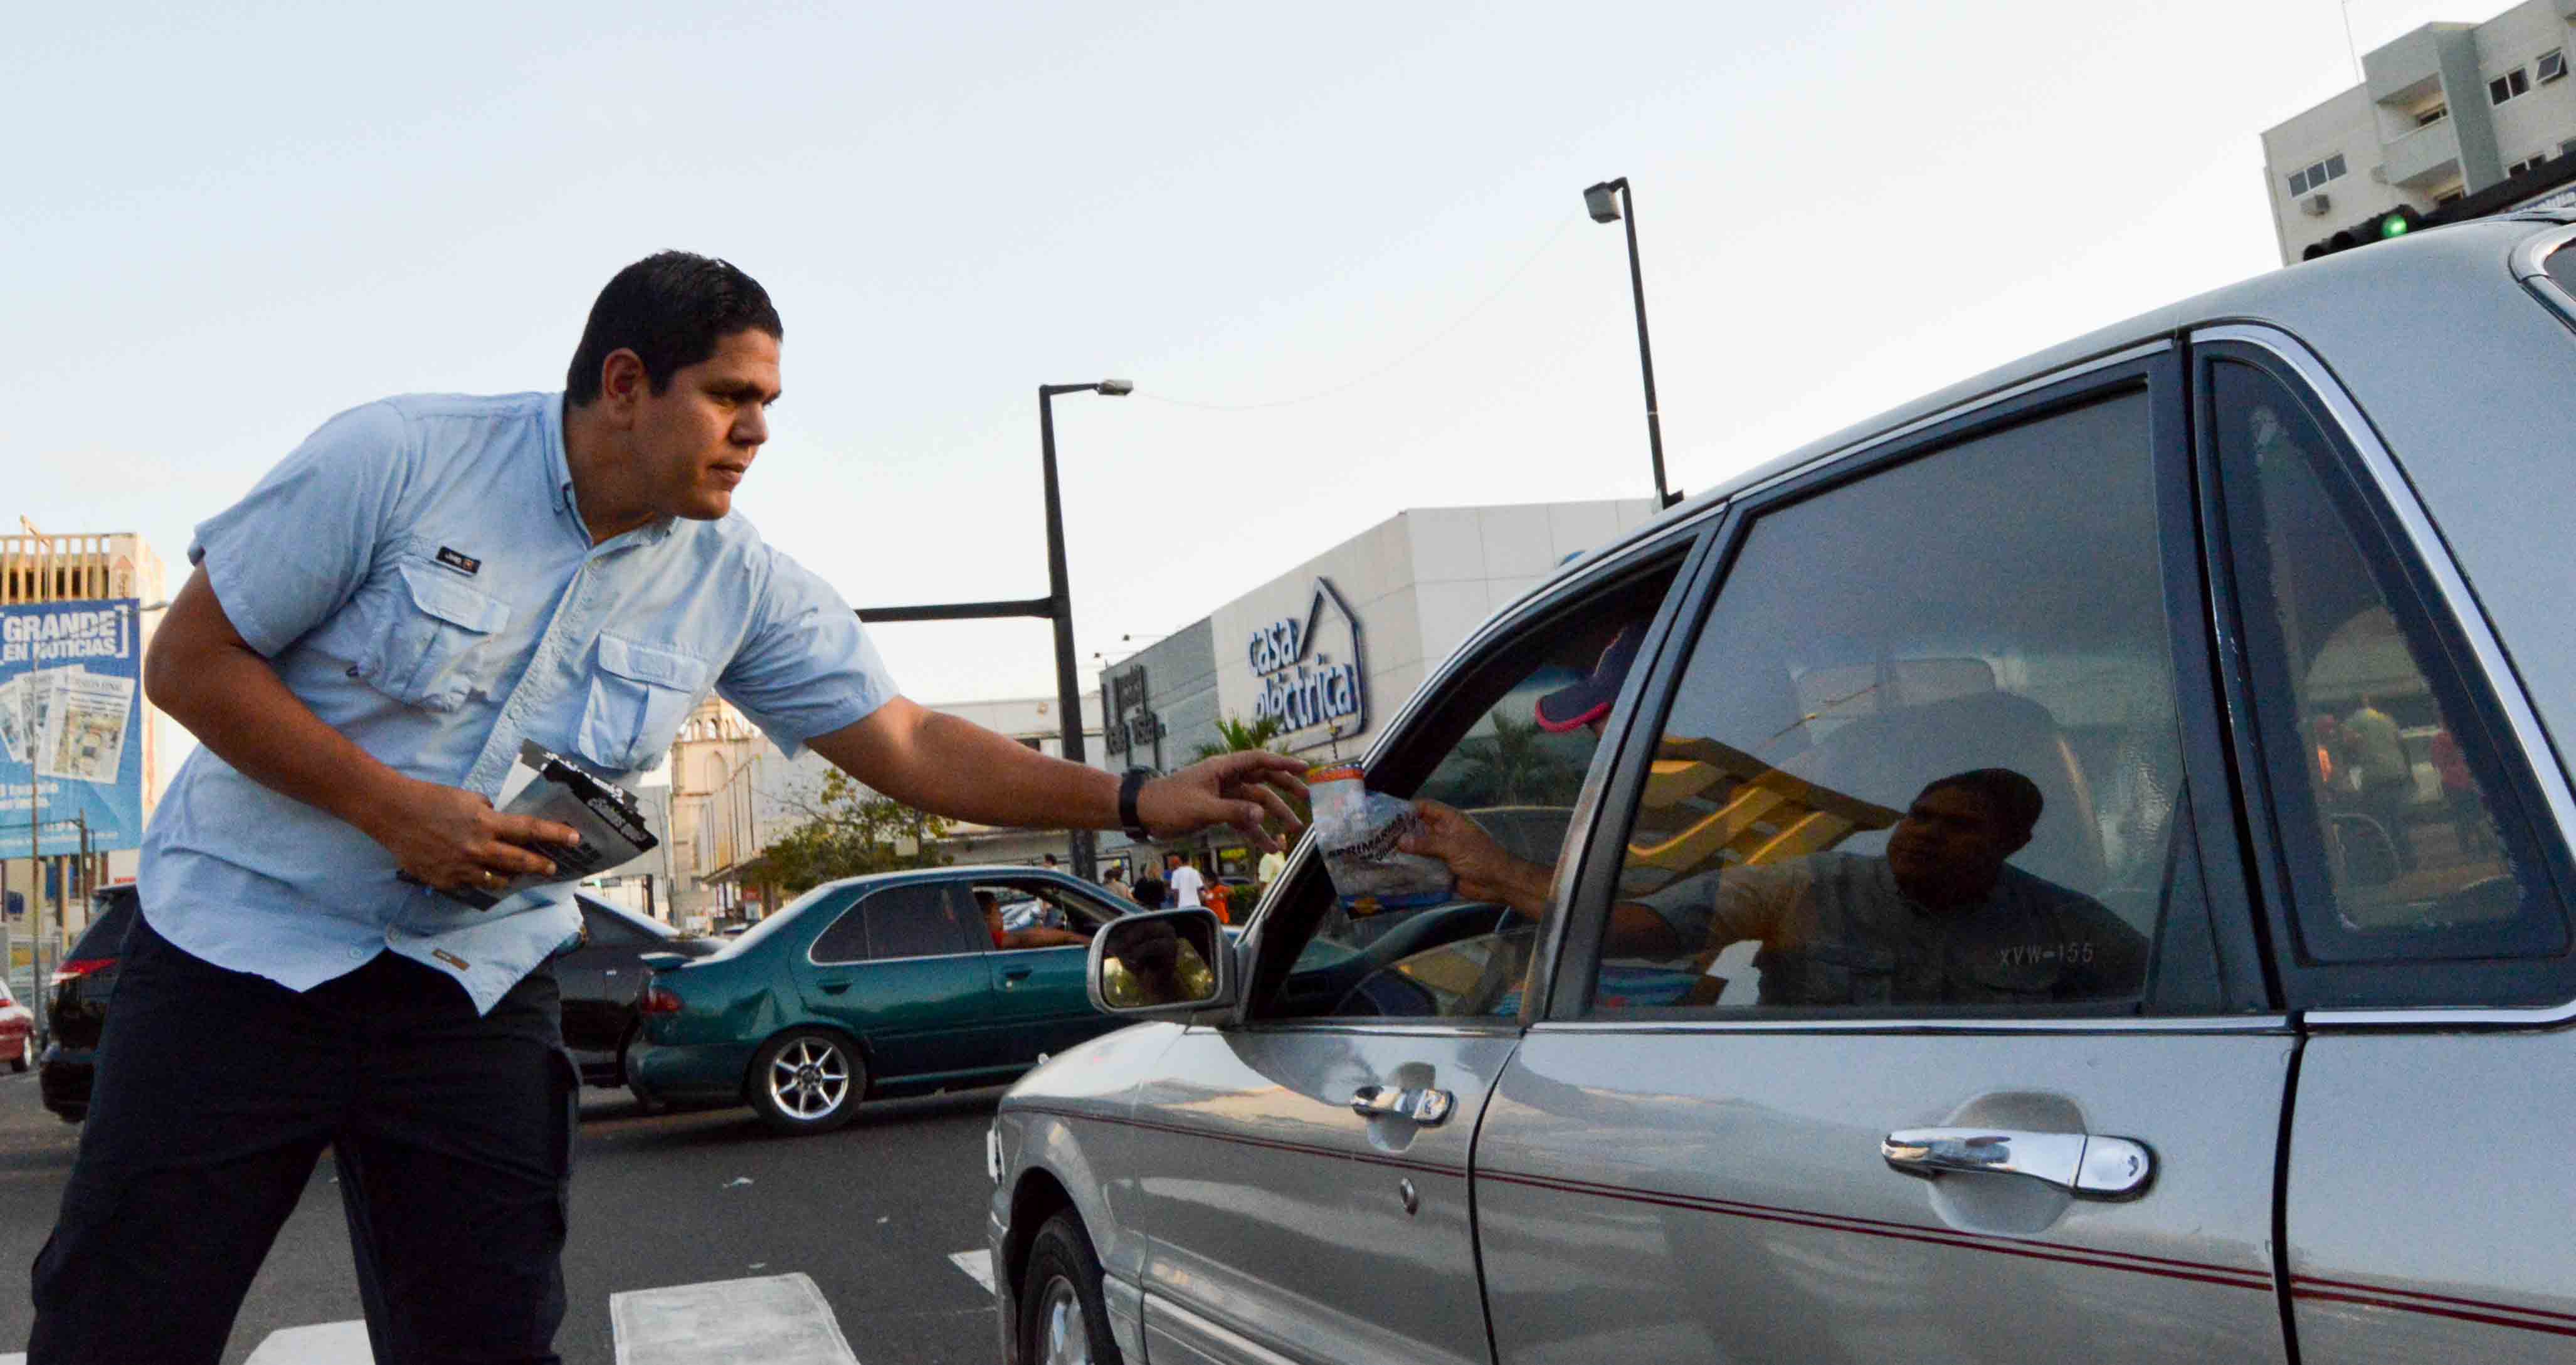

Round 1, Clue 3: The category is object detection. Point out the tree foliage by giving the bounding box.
[751,769,954,892]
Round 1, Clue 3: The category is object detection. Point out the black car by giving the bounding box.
[39,886,142,1123]
[37,888,709,1120]
[558,894,720,1087]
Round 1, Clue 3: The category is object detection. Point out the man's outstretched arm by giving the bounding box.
[806,696,1307,850]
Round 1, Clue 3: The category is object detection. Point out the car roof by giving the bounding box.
[1511,213,2576,768]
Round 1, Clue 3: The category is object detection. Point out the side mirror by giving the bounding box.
[1089,909,1233,1015]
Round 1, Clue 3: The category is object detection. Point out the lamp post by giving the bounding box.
[1038,380,1132,878]
[1583,177,1677,509]
[857,381,1131,881]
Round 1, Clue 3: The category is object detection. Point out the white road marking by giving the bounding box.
[4,1351,26,1364]
[949,1249,996,1295]
[242,1319,371,1362]
[611,1272,858,1365]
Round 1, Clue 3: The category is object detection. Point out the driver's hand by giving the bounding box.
[1403,799,1555,919]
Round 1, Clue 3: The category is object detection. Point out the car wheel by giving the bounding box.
[8,1036,24,1073]
[749,1028,863,1136]
[1019,1210,1121,1365]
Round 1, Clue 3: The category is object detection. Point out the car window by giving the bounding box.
[1247,562,1687,1021]
[976,880,1121,932]
[2548,241,2575,298]
[808,900,873,964]
[2210,359,2565,964]
[1584,390,2225,1018]
[865,883,984,960]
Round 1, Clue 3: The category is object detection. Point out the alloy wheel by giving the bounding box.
[766,1037,849,1120]
[1035,1275,1091,1365]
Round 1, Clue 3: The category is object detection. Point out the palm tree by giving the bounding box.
[1193,714,1310,828]
[1455,714,1576,805]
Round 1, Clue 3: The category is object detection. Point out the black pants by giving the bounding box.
[29,914,577,1365]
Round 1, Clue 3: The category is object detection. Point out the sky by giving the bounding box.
[3,0,2483,734]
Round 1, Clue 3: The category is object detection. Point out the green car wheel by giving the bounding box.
[751,1028,866,1136]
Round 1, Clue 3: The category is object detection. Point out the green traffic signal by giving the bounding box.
[2380,213,2412,239]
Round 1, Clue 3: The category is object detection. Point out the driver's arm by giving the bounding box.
[1403,799,1684,956]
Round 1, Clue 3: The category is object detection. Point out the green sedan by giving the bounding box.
[627,865,1143,1134]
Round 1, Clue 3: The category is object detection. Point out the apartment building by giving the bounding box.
[2263,0,2576,263]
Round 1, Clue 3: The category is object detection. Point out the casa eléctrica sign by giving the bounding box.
[1247,579,1368,742]
[0,601,146,855]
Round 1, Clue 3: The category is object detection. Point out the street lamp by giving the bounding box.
[1583,177,1678,509]
[1038,379,1132,877]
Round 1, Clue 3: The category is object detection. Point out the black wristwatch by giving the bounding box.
[1118,767,1154,841]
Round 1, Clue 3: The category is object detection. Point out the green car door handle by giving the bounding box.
[1002,967,1034,985]
[820,981,852,995]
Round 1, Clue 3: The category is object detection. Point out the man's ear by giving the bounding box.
[597,349,649,426]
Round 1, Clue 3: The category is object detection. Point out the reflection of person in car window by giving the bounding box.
[978,889,1089,949]
[1101,919,1218,1007]
[1405,768,2146,1008]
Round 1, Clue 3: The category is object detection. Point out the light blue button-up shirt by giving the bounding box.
[139,391,896,1012]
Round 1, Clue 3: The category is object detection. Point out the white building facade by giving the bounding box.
[2263,0,2576,263]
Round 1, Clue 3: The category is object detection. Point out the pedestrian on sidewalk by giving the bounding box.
[28,251,1306,1365]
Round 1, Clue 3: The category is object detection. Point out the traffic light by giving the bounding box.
[2302,205,2429,260]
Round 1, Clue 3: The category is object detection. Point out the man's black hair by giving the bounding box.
[1920,768,2045,841]
[565,251,783,406]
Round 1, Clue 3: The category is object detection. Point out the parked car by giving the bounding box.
[628,865,1146,1133]
[987,213,2576,1365]
[557,894,721,1087]
[39,885,140,1122]
[0,974,33,1073]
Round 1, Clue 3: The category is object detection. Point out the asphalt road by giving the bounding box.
[0,1067,1013,1363]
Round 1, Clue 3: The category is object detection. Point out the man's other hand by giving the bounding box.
[364,778,583,897]
[1138,752,1309,852]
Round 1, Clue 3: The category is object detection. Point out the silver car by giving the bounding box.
[988,211,2576,1364]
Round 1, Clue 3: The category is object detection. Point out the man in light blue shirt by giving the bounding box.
[30,251,1304,1365]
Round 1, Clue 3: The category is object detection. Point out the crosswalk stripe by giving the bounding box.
[949,1248,996,1295]
[610,1271,858,1365]
[242,1319,371,1362]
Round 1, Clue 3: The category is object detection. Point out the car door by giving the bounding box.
[2192,333,2576,1359]
[1117,551,1697,1365]
[975,875,1134,1059]
[794,879,1000,1083]
[1474,350,2296,1364]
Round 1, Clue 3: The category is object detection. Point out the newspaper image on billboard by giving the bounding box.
[1,601,147,855]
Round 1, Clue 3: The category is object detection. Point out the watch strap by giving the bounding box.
[1119,767,1153,840]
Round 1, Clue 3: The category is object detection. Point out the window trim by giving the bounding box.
[2490,66,2531,105]
[1542,342,2278,1026]
[2538,49,2566,83]
[2192,325,2576,1023]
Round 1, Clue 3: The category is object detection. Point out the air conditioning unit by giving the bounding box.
[2300,192,2333,217]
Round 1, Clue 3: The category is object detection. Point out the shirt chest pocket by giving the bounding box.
[576,633,711,774]
[355,561,515,712]
[1765,939,1898,1008]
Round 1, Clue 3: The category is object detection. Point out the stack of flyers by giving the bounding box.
[0,665,136,784]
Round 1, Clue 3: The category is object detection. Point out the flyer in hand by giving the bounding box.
[433,742,660,910]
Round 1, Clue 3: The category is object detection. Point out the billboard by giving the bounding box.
[0,600,146,855]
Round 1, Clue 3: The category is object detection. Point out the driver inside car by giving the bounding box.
[1402,767,2147,1008]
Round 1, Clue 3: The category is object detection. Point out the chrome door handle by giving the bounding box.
[1881,1127,2153,1200]
[1350,1084,1454,1125]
